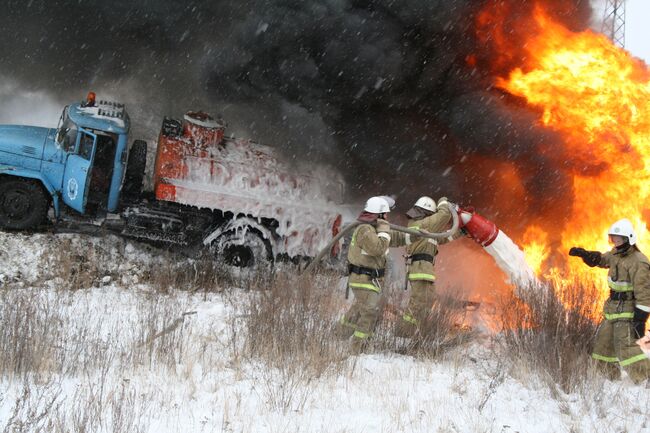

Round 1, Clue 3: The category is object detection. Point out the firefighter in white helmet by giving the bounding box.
[396,196,462,337]
[336,196,405,352]
[570,218,650,382]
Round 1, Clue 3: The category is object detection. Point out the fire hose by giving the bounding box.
[302,203,460,275]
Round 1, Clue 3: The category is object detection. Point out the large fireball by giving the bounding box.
[488,7,650,301]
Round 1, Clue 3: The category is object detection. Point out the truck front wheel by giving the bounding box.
[0,179,49,230]
[211,228,274,271]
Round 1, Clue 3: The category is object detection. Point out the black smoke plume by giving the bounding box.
[0,0,593,233]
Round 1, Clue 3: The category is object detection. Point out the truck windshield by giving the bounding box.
[55,113,78,153]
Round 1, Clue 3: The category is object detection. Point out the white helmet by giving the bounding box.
[414,196,436,213]
[364,196,391,214]
[378,195,396,210]
[608,218,637,245]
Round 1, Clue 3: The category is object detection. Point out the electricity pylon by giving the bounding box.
[601,0,626,48]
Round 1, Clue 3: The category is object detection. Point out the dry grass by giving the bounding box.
[41,234,254,294]
[372,289,475,359]
[496,279,601,392]
[227,273,477,411]
[43,238,111,290]
[0,284,184,432]
[145,254,245,294]
[0,230,624,429]
[1,374,150,433]
[0,286,192,376]
[231,271,348,412]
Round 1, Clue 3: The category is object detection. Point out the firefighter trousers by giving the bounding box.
[336,287,382,346]
[592,318,650,383]
[396,280,436,338]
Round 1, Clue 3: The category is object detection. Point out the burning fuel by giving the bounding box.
[476,4,650,303]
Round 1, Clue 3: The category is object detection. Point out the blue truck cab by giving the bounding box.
[0,93,133,229]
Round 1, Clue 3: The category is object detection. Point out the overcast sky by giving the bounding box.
[625,0,650,62]
[595,0,650,62]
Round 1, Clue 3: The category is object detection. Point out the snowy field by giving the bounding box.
[0,231,648,433]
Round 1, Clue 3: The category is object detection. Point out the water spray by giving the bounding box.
[458,208,537,289]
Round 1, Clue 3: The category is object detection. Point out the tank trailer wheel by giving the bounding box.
[0,179,49,230]
[211,228,274,270]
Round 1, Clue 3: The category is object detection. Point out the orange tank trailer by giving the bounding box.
[153,112,225,203]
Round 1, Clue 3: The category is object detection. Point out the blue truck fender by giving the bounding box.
[0,165,60,217]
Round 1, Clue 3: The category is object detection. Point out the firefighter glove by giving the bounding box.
[569,247,586,257]
[569,247,601,267]
[376,218,390,234]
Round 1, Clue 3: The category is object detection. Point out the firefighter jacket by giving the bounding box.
[347,224,405,292]
[405,206,458,282]
[598,246,650,321]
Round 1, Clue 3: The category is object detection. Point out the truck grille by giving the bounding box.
[21,145,37,156]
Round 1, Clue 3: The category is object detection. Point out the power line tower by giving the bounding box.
[601,0,626,48]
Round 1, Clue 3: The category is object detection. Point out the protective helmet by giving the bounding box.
[378,195,396,210]
[414,196,436,213]
[608,218,636,245]
[364,196,391,214]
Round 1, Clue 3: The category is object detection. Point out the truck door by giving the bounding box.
[62,129,97,213]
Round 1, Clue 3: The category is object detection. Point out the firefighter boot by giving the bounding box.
[395,281,435,339]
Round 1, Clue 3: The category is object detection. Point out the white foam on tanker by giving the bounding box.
[168,137,354,257]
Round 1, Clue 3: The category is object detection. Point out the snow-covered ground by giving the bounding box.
[0,231,648,433]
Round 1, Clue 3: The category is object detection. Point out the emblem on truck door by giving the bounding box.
[67,178,78,200]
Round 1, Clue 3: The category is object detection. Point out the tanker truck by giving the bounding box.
[0,92,349,268]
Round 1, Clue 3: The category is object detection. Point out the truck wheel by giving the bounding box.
[123,140,147,197]
[0,179,49,230]
[211,228,274,270]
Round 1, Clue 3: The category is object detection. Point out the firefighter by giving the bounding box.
[569,218,650,383]
[396,196,460,337]
[336,196,405,352]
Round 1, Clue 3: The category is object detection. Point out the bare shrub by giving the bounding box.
[497,279,600,392]
[144,253,224,293]
[1,376,62,433]
[0,284,194,379]
[372,289,475,359]
[0,288,63,378]
[43,238,111,290]
[129,293,193,370]
[141,250,277,294]
[234,271,347,412]
[56,379,149,433]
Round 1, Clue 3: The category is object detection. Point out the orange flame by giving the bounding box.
[522,225,550,275]
[494,7,650,297]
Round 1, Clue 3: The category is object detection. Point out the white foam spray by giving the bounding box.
[483,230,538,293]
